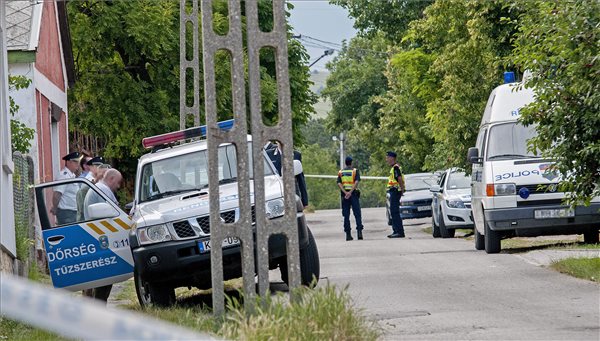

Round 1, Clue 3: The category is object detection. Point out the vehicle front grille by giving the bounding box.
[413,199,432,206]
[517,199,563,207]
[517,183,561,194]
[196,207,256,235]
[173,220,196,238]
[197,216,210,234]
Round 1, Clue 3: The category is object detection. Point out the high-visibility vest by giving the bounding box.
[338,168,356,191]
[387,164,404,189]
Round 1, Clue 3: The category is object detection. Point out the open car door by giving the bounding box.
[35,178,134,291]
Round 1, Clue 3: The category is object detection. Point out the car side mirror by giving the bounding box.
[125,201,134,212]
[87,202,118,220]
[430,185,441,193]
[467,147,482,164]
[293,159,303,176]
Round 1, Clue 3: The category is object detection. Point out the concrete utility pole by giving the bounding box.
[332,132,345,168]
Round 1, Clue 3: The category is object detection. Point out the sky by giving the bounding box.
[288,0,357,71]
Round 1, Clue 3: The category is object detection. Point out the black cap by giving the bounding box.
[386,151,397,158]
[87,156,105,166]
[345,156,353,164]
[62,151,81,161]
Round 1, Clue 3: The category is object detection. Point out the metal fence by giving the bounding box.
[11,151,36,276]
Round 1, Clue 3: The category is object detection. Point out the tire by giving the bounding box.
[135,270,175,308]
[439,211,455,238]
[432,215,441,238]
[474,225,485,250]
[484,221,501,254]
[280,227,320,287]
[583,229,599,244]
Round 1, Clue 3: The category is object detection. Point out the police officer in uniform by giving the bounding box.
[337,156,363,241]
[386,151,406,238]
[76,156,107,221]
[51,152,82,225]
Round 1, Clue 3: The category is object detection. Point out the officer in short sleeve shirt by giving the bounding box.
[51,152,81,225]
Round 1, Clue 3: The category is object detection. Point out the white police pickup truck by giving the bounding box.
[35,121,319,307]
[129,123,319,306]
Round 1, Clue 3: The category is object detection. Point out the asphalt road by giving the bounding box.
[306,207,600,340]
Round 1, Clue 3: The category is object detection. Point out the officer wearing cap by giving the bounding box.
[386,151,406,238]
[337,156,364,241]
[76,156,107,221]
[51,152,82,225]
[78,155,92,180]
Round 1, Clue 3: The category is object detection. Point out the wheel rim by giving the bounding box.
[137,273,152,306]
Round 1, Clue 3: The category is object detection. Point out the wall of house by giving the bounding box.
[1,0,17,269]
[35,0,64,92]
[35,0,68,182]
[7,63,39,179]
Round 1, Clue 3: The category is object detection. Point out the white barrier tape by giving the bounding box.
[0,274,215,340]
[305,174,388,180]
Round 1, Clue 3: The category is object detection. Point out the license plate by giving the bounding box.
[534,208,575,219]
[197,236,240,253]
[417,206,431,211]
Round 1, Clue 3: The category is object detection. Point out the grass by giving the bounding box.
[501,238,582,251]
[0,264,69,341]
[550,257,600,282]
[0,319,70,341]
[118,280,380,340]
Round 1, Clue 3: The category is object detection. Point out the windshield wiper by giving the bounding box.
[146,189,197,201]
[218,177,238,185]
[488,154,536,160]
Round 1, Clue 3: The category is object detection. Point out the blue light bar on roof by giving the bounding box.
[142,119,235,148]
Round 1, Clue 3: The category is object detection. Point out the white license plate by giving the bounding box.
[534,208,575,219]
[197,237,240,253]
[417,206,432,211]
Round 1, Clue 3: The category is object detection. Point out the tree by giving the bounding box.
[68,0,315,179]
[9,75,34,154]
[510,0,600,205]
[404,0,520,171]
[331,0,432,43]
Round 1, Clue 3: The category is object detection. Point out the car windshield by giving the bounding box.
[447,172,471,189]
[405,174,438,191]
[487,122,539,160]
[139,143,274,203]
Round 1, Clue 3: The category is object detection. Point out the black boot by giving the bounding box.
[346,231,353,241]
[357,230,363,240]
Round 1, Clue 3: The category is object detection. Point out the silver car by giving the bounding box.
[430,169,474,238]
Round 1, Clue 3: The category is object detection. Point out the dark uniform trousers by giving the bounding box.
[388,187,405,235]
[341,191,363,232]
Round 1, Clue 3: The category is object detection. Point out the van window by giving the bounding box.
[487,122,539,160]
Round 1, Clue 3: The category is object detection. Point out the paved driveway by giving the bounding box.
[307,207,599,340]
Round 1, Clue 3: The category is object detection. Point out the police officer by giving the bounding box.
[337,156,363,241]
[78,155,92,180]
[386,151,406,238]
[265,142,309,207]
[51,152,82,225]
[76,157,108,221]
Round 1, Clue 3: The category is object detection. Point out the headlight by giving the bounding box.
[137,224,171,245]
[446,200,466,208]
[494,183,516,196]
[266,198,285,219]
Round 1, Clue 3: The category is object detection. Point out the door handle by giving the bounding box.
[47,235,64,246]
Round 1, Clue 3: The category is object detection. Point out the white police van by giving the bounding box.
[35,121,319,306]
[467,73,600,253]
